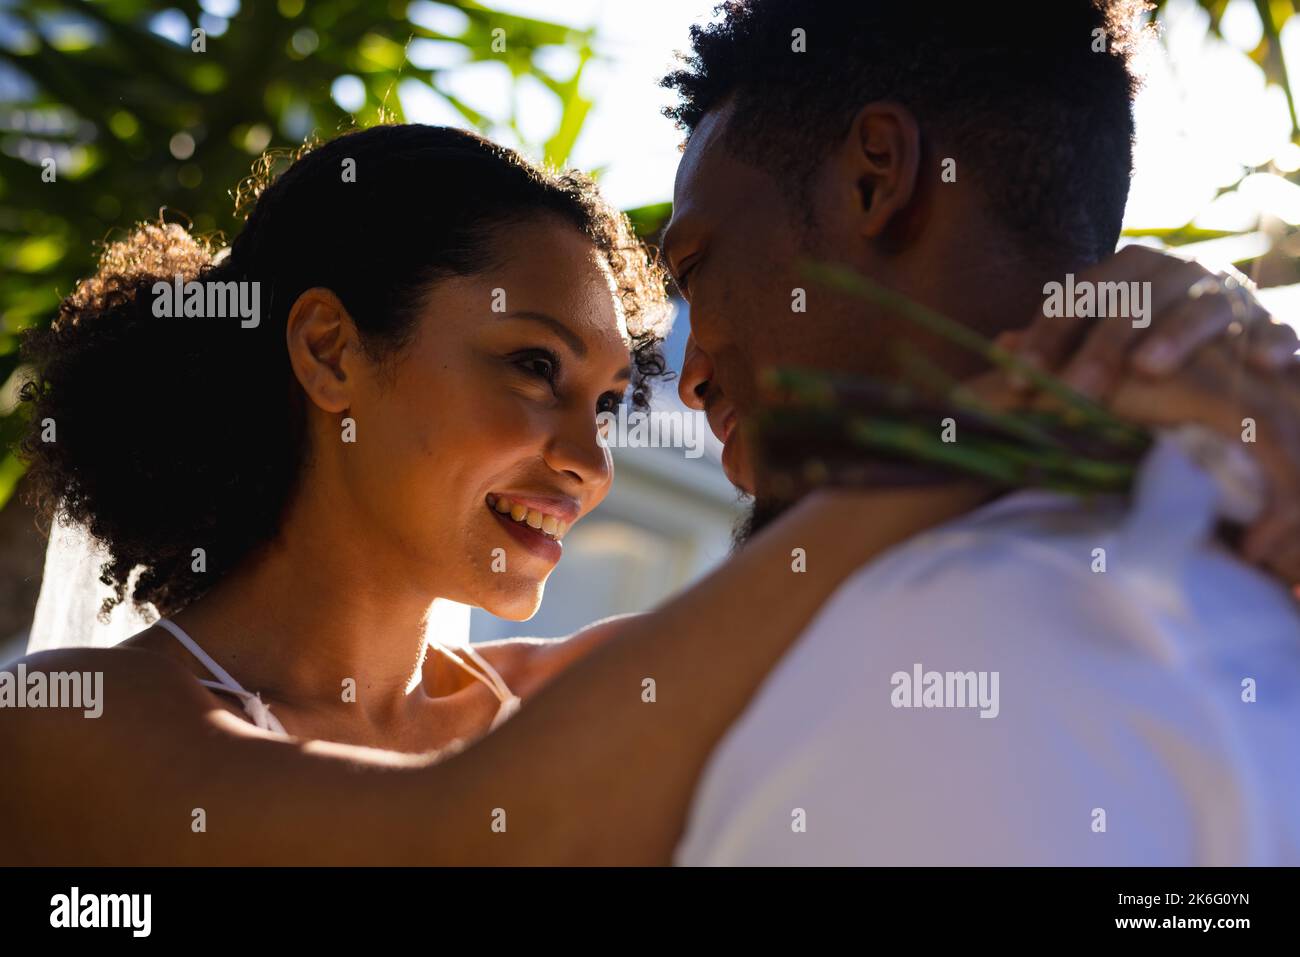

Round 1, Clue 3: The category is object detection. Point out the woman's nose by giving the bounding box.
[543,413,613,488]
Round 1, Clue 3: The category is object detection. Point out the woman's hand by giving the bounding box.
[1103,348,1300,587]
[974,335,1300,589]
[1007,245,1296,395]
[984,246,1300,587]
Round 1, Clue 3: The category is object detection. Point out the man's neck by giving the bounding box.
[892,228,1095,380]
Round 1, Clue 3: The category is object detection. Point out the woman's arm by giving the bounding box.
[1,483,988,866]
[472,615,642,700]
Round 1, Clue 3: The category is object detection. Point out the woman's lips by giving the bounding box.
[488,505,563,563]
[486,492,579,529]
[484,492,577,564]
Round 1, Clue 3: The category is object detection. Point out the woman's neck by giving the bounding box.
[169,484,445,729]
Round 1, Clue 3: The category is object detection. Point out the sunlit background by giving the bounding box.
[1,0,1297,654]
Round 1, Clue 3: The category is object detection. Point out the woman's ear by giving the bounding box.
[285,288,361,414]
[846,102,922,240]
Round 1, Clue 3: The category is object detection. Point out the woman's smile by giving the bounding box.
[485,491,581,563]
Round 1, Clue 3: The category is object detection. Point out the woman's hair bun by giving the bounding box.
[19,219,293,619]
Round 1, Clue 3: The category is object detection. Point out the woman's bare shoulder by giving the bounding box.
[0,643,226,759]
[0,643,238,861]
[10,642,205,692]
[475,614,644,697]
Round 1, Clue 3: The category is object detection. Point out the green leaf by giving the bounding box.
[623,201,673,239]
[542,46,594,167]
[1121,225,1242,245]
[0,451,26,512]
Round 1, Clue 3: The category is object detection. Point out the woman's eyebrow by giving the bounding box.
[503,311,587,357]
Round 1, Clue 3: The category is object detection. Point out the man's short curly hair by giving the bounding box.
[661,0,1155,263]
[19,124,671,619]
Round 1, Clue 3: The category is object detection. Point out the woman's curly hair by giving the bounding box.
[19,124,672,619]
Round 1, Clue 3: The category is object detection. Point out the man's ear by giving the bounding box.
[285,288,361,414]
[846,102,921,240]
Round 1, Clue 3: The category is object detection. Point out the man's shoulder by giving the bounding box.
[676,489,1300,865]
[807,484,1295,652]
[795,490,1126,652]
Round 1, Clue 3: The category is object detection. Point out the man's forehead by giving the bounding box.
[671,106,731,206]
[667,105,748,254]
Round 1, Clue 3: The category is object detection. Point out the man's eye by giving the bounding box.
[674,255,700,295]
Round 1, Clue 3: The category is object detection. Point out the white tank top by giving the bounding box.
[155,618,521,735]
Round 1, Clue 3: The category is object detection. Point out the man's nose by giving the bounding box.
[677,333,713,412]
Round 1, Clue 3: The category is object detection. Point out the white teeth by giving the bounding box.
[490,496,569,540]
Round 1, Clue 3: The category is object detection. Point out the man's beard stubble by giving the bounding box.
[730,495,796,551]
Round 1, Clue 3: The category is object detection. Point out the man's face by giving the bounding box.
[664,103,860,496]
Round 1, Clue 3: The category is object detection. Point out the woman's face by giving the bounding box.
[339,217,633,619]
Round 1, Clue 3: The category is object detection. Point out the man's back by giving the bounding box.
[676,442,1300,865]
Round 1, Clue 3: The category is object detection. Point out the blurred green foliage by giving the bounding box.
[1134,0,1300,267]
[1152,0,1298,132]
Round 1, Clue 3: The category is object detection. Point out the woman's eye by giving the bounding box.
[597,391,624,415]
[516,353,557,382]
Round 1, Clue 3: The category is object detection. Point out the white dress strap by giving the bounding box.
[156,619,287,735]
[430,640,522,730]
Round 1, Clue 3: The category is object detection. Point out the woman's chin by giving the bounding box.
[479,581,546,621]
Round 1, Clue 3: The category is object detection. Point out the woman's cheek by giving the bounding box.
[478,390,555,449]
